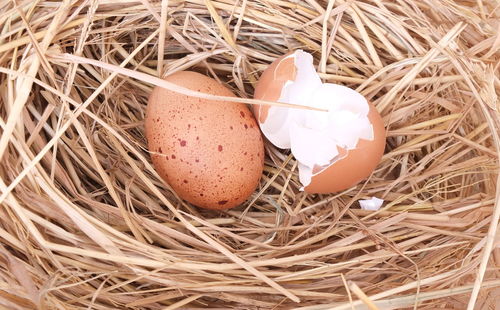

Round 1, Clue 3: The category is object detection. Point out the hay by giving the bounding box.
[0,0,499,309]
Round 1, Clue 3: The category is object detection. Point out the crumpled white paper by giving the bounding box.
[258,50,374,188]
[359,197,384,211]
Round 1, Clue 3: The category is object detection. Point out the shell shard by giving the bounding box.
[359,197,384,211]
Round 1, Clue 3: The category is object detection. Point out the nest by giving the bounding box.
[0,0,499,309]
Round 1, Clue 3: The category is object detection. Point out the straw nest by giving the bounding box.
[0,0,499,309]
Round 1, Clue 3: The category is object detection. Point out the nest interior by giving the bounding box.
[0,0,499,309]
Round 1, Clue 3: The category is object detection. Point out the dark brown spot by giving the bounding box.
[188,124,191,129]
[166,156,169,160]
[156,117,160,122]
[196,136,200,140]
[230,126,234,130]
[171,155,176,159]
[183,180,188,183]
[200,193,204,197]
[240,167,243,171]
[244,152,247,155]
[240,111,245,118]
[218,145,223,152]
[180,140,187,147]
[218,200,228,205]
[158,147,163,153]
[195,159,199,163]
[244,124,248,129]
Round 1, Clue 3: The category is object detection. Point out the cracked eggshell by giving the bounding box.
[253,51,386,194]
[304,104,385,193]
[253,51,295,123]
[146,71,265,210]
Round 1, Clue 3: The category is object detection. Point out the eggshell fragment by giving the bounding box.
[253,50,386,194]
[253,52,296,122]
[359,197,384,211]
[146,71,265,210]
[304,104,385,193]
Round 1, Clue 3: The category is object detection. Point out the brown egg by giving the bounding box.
[253,50,386,194]
[145,71,264,210]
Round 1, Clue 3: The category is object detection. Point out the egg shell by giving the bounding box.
[145,71,264,210]
[304,104,385,193]
[253,52,386,194]
[253,52,295,123]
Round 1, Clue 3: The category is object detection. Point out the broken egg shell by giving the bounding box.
[359,197,384,211]
[253,50,386,194]
[253,51,295,123]
[145,71,265,210]
[304,103,385,194]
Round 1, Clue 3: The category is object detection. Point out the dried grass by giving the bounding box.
[0,0,499,309]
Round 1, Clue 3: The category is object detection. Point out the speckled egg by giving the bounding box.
[145,71,265,210]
